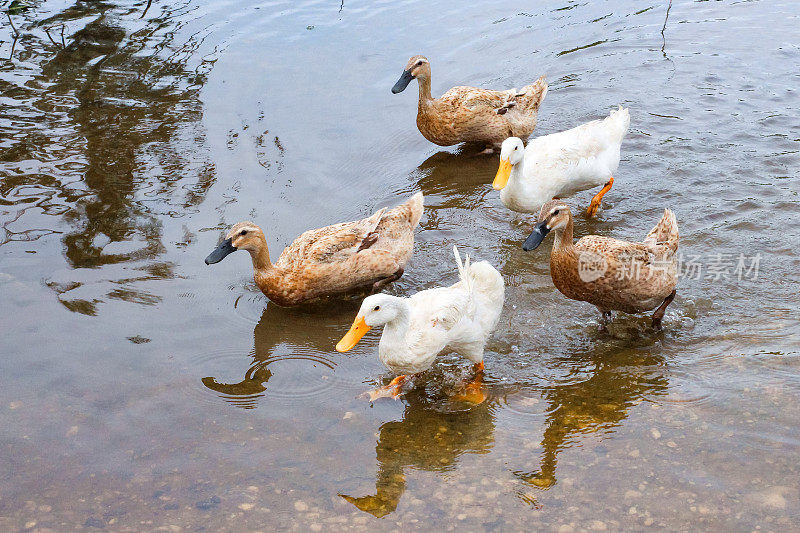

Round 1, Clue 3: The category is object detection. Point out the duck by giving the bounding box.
[522,200,678,329]
[391,55,548,153]
[492,106,630,217]
[336,246,505,401]
[204,192,424,307]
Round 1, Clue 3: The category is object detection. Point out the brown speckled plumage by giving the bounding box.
[217,193,424,307]
[537,200,678,316]
[397,56,547,148]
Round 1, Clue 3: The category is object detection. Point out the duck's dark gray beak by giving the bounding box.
[522,221,551,251]
[392,70,414,94]
[205,237,236,265]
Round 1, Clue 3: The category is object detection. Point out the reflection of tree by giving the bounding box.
[340,390,495,518]
[47,3,214,270]
[513,348,668,493]
[202,302,350,409]
[0,1,217,313]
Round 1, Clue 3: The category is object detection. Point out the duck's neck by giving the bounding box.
[552,217,575,254]
[378,300,412,360]
[417,76,433,108]
[505,158,527,198]
[248,237,273,272]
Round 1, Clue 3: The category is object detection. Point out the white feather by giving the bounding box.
[499,106,630,213]
[356,250,505,375]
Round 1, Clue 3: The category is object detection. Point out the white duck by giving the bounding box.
[492,106,630,217]
[336,246,505,402]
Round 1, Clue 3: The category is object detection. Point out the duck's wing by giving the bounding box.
[405,286,472,357]
[575,235,677,302]
[276,207,386,268]
[371,191,424,243]
[576,235,654,265]
[529,106,629,160]
[440,86,517,113]
[528,123,605,165]
[574,233,676,309]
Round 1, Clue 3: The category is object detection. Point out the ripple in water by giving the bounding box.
[198,348,340,408]
[232,291,270,325]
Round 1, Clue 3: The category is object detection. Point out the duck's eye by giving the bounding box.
[552,209,560,216]
[240,230,248,236]
[373,305,380,311]
[416,60,423,66]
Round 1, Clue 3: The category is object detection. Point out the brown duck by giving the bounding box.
[391,55,548,153]
[205,193,424,306]
[523,200,679,329]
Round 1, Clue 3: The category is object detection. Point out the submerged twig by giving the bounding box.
[44,26,58,47]
[661,0,672,56]
[9,34,18,60]
[6,12,19,38]
[141,0,153,18]
[44,24,66,49]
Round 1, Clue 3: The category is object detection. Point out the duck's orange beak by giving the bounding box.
[493,158,512,190]
[336,316,371,352]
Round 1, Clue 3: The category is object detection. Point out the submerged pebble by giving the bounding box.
[294,500,309,512]
[195,496,221,510]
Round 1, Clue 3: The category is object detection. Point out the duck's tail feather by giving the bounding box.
[516,75,548,114]
[453,245,473,295]
[644,208,679,256]
[605,105,630,143]
[454,245,505,310]
[363,207,387,235]
[404,191,424,228]
[384,191,424,229]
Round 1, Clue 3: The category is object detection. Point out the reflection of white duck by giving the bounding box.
[492,106,630,216]
[336,246,505,401]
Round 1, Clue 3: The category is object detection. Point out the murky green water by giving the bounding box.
[2,0,799,530]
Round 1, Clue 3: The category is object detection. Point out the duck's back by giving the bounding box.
[419,78,547,145]
[267,193,424,304]
[384,286,471,372]
[525,107,630,195]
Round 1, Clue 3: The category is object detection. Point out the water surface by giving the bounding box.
[2,0,799,530]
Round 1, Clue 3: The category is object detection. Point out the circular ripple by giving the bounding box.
[500,388,562,419]
[657,369,717,406]
[748,351,800,387]
[232,291,270,326]
[199,349,341,407]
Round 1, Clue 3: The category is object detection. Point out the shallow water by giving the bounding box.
[1,0,799,530]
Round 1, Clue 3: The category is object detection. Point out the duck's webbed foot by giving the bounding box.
[453,361,487,404]
[362,374,410,402]
[371,267,404,294]
[586,175,614,217]
[598,309,612,332]
[651,289,677,330]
